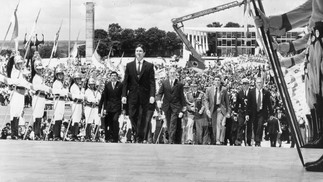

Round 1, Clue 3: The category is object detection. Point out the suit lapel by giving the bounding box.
[131,60,139,82]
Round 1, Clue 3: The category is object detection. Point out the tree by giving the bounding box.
[224,22,240,27]
[120,28,135,56]
[164,31,182,57]
[108,23,123,41]
[207,21,222,27]
[145,27,166,56]
[94,29,110,57]
[134,28,147,47]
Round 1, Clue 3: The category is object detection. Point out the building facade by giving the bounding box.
[183,27,305,58]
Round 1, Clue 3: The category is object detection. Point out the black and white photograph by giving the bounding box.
[1,0,323,181]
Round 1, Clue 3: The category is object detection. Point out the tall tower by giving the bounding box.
[85,2,95,63]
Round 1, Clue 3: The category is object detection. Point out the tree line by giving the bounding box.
[0,21,247,59]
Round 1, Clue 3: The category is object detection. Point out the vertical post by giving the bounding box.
[68,0,71,58]
[85,2,95,64]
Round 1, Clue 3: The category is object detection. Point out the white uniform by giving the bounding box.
[84,88,101,125]
[10,67,29,120]
[32,74,50,118]
[52,79,68,121]
[70,83,84,124]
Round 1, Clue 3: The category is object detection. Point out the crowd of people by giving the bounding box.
[0,45,303,148]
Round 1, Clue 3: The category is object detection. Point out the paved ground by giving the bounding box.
[0,140,322,182]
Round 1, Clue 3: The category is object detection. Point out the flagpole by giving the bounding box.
[0,1,20,51]
[47,20,63,67]
[68,0,71,59]
[24,9,41,62]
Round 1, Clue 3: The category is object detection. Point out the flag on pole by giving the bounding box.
[11,3,19,51]
[24,9,41,49]
[186,54,205,71]
[51,21,63,58]
[70,42,78,59]
[91,41,105,69]
[11,5,19,41]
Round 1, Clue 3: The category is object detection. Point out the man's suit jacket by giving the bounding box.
[247,88,273,119]
[186,91,205,118]
[99,81,123,113]
[235,89,250,114]
[156,79,186,113]
[204,86,229,116]
[122,60,155,105]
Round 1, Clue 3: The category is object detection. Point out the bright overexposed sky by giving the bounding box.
[0,0,305,41]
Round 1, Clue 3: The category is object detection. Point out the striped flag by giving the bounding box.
[11,3,19,51]
[50,20,63,58]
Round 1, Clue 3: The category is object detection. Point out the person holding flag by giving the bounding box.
[254,0,323,171]
[31,56,51,140]
[84,77,101,142]
[52,66,68,141]
[8,54,30,140]
[69,72,84,141]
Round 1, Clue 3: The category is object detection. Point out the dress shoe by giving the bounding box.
[302,137,323,149]
[305,155,323,167]
[305,155,323,172]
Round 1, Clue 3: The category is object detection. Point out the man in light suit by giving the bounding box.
[122,44,156,143]
[204,75,230,145]
[246,77,274,147]
[156,67,186,144]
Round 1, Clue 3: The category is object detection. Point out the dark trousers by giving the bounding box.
[53,120,62,138]
[72,123,79,138]
[236,114,246,144]
[128,101,148,142]
[224,117,234,145]
[86,123,92,139]
[165,108,179,144]
[195,117,209,145]
[253,112,265,144]
[142,109,154,141]
[105,111,120,142]
[33,118,42,137]
[269,133,278,147]
[11,117,19,138]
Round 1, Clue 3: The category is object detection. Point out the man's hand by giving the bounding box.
[121,97,127,104]
[269,115,274,121]
[157,101,162,108]
[178,112,183,118]
[206,110,211,118]
[254,10,269,30]
[245,115,249,121]
[149,96,155,104]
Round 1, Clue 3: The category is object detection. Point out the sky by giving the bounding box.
[0,0,305,41]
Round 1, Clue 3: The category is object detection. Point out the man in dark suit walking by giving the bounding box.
[122,44,156,143]
[234,78,251,146]
[99,71,123,143]
[246,77,274,147]
[156,67,186,144]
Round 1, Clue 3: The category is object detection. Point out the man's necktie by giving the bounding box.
[112,82,115,89]
[170,80,173,88]
[137,61,141,75]
[257,90,261,112]
[214,87,218,112]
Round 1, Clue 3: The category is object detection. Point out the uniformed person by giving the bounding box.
[84,77,101,141]
[52,66,68,141]
[9,54,30,139]
[69,72,84,141]
[31,58,51,140]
